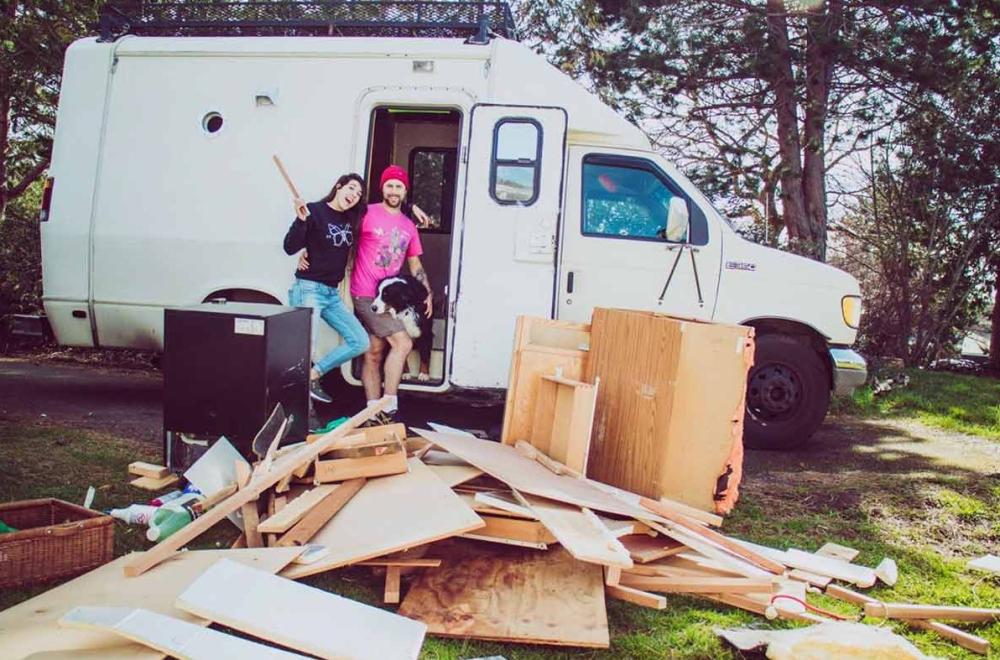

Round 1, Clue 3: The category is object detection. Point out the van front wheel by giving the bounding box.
[744,334,830,450]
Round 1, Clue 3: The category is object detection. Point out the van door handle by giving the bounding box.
[566,271,574,294]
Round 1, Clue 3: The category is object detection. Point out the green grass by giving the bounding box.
[1,419,999,658]
[832,368,1000,440]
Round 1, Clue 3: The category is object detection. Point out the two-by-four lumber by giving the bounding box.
[59,606,307,660]
[124,399,388,577]
[358,558,442,568]
[640,498,784,574]
[128,461,170,479]
[384,566,402,604]
[824,585,990,655]
[462,514,556,548]
[275,478,366,547]
[130,473,180,491]
[605,584,666,610]
[863,602,1000,623]
[618,573,775,594]
[257,486,336,534]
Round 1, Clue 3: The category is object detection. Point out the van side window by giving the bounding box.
[491,119,541,205]
[582,155,706,245]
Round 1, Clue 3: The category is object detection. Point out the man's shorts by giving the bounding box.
[352,296,406,338]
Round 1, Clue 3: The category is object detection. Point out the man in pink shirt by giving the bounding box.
[351,165,431,424]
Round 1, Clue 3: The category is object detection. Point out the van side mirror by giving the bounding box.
[661,196,689,243]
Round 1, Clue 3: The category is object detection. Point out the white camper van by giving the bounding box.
[40,2,867,449]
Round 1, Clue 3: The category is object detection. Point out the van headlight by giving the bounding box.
[841,296,862,329]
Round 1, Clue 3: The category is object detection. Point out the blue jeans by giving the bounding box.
[288,279,369,377]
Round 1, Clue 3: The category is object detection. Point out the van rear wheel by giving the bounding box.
[744,334,830,450]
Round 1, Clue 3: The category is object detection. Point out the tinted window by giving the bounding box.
[491,119,541,205]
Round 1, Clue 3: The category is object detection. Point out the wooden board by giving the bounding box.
[0,548,303,660]
[516,492,632,569]
[176,558,426,659]
[398,540,608,648]
[128,462,169,479]
[620,534,686,563]
[461,514,557,548]
[59,607,306,660]
[281,459,484,579]
[275,478,365,547]
[413,429,663,522]
[314,438,408,483]
[257,486,336,534]
[618,573,774,594]
[605,584,666,610]
[129,474,179,491]
[125,400,386,577]
[529,375,598,474]
[427,464,484,488]
[501,316,590,446]
[585,308,753,512]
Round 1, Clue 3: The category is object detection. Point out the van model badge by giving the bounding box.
[725,261,757,272]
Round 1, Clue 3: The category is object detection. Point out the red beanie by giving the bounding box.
[380,165,409,190]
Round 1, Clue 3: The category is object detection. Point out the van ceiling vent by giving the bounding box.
[97,1,518,42]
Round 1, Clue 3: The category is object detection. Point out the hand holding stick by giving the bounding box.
[273,154,309,220]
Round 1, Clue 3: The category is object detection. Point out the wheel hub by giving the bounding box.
[748,363,801,420]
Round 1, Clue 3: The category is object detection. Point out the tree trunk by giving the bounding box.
[764,0,809,251]
[988,262,1000,373]
[0,0,18,223]
[801,0,841,262]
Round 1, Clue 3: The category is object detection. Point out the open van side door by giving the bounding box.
[557,147,721,322]
[450,105,567,387]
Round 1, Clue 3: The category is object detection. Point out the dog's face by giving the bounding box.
[371,276,428,338]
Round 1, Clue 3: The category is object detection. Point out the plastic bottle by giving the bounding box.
[146,492,204,542]
[108,504,159,525]
[149,483,201,507]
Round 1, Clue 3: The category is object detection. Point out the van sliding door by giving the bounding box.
[450,105,567,388]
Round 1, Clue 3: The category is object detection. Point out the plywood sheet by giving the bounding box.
[177,558,426,660]
[59,607,306,660]
[281,459,483,579]
[515,492,632,568]
[398,541,608,647]
[427,464,484,488]
[414,429,661,522]
[0,548,303,660]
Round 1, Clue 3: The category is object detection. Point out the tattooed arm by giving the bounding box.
[407,256,433,317]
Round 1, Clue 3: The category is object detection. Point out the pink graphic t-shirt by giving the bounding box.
[349,204,423,298]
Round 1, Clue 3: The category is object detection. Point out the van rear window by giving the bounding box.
[490,119,541,205]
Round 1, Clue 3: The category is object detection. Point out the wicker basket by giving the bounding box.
[0,498,114,589]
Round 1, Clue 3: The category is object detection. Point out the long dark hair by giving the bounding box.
[320,173,367,262]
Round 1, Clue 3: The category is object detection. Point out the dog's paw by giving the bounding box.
[417,372,431,382]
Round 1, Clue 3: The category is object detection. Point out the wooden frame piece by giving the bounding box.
[527,374,599,474]
[124,400,387,577]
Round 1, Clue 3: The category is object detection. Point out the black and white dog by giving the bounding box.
[371,275,433,380]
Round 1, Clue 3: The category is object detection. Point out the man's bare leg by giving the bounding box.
[361,335,385,401]
[383,331,413,396]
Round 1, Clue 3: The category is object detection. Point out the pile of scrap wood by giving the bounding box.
[1,400,996,657]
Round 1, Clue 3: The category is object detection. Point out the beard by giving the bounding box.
[383,194,403,209]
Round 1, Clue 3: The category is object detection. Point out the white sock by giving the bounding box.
[367,399,380,408]
[385,395,398,413]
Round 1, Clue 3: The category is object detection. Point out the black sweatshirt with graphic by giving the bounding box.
[283,201,353,288]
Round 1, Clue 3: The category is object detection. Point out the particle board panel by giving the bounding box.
[414,429,662,522]
[427,464,484,488]
[0,548,303,660]
[59,607,307,660]
[461,514,557,547]
[585,308,753,512]
[280,459,484,579]
[176,558,426,659]
[398,541,609,648]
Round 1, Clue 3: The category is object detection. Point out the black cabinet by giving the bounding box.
[163,302,309,470]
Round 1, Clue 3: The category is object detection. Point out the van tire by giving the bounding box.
[744,333,830,450]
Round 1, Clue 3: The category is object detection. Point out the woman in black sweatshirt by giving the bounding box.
[283,173,371,403]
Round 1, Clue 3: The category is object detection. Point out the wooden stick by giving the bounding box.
[606,584,666,610]
[863,602,1000,623]
[384,566,401,604]
[357,558,441,568]
[825,585,990,655]
[124,401,386,577]
[272,154,301,199]
[619,573,775,594]
[276,478,366,547]
[640,498,784,574]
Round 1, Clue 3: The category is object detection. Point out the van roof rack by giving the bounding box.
[97,1,518,42]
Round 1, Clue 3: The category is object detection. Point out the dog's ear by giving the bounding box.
[408,279,428,303]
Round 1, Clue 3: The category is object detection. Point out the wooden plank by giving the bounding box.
[598,517,652,538]
[241,499,264,549]
[257,486,336,534]
[461,514,556,547]
[473,491,536,519]
[0,548,303,660]
[176,558,426,660]
[644,522,772,579]
[618,573,774,594]
[414,429,662,521]
[358,558,442,568]
[314,447,408,483]
[384,566,402,604]
[129,474,179,491]
[605,584,666,610]
[124,399,387,577]
[529,375,598,474]
[501,316,590,446]
[427,464,484,488]
[783,548,877,587]
[59,607,306,660]
[817,542,860,562]
[641,498,784,574]
[398,541,609,648]
[619,534,686,563]
[128,462,169,479]
[863,602,1000,622]
[516,492,632,569]
[281,459,484,579]
[275,478,365,547]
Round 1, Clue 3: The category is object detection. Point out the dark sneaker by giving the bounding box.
[309,379,333,404]
[361,410,396,427]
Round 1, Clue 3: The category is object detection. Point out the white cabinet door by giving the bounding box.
[557,147,721,323]
[450,105,567,387]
